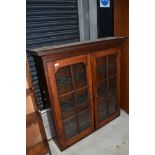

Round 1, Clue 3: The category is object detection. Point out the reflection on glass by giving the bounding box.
[59,94,75,119]
[108,77,117,97]
[75,89,88,109]
[78,109,90,132]
[56,66,72,95]
[73,63,87,89]
[97,57,106,82]
[108,97,116,115]
[99,100,108,120]
[55,62,91,138]
[108,54,117,76]
[97,81,107,100]
[63,117,78,139]
[96,54,118,120]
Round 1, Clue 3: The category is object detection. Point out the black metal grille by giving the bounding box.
[26,0,80,110]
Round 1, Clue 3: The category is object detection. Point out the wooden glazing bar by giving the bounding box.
[58,85,88,98]
[63,108,89,122]
[98,95,117,103]
[97,74,117,86]
[62,102,89,120]
[70,65,80,133]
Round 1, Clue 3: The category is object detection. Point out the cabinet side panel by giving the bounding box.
[33,56,57,139]
[114,0,129,113]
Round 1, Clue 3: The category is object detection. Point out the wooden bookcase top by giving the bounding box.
[28,37,126,57]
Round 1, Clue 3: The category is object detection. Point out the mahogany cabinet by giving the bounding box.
[28,37,125,151]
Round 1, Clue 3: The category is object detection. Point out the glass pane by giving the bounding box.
[63,116,78,139]
[73,63,87,89]
[59,94,75,119]
[56,66,72,95]
[108,54,117,77]
[78,109,90,132]
[75,88,88,110]
[97,81,107,101]
[96,57,106,82]
[99,99,108,120]
[108,77,117,97]
[108,96,116,115]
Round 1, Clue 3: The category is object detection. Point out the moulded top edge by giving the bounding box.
[28,36,127,56]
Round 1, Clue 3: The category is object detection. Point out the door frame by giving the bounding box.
[91,47,121,129]
[46,54,94,150]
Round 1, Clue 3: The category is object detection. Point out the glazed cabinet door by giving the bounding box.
[92,48,120,129]
[46,54,94,150]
